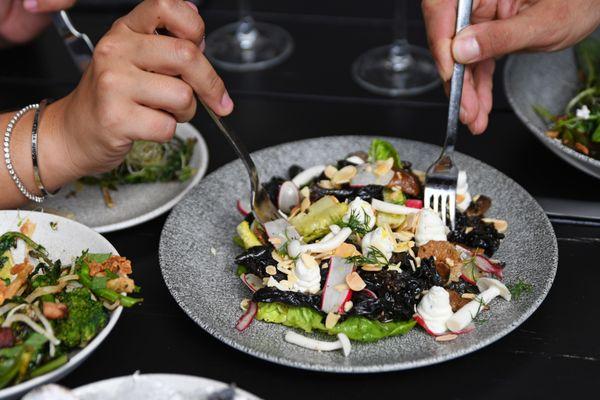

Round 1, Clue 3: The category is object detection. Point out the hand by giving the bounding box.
[422,0,600,134]
[40,0,232,187]
[0,0,76,45]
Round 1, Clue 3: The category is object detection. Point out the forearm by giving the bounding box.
[0,99,79,209]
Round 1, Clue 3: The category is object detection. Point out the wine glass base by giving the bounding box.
[206,21,294,72]
[352,44,440,96]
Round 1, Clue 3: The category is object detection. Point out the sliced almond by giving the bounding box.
[300,253,319,269]
[334,283,349,292]
[324,165,338,179]
[345,271,366,291]
[394,242,411,253]
[445,258,455,267]
[435,334,458,342]
[300,196,311,212]
[268,237,283,247]
[482,218,508,233]
[412,169,426,184]
[287,271,299,284]
[465,226,473,234]
[373,158,394,176]
[334,243,357,258]
[331,165,357,185]
[288,206,302,218]
[461,293,477,299]
[395,230,414,242]
[265,265,277,276]
[325,312,341,329]
[361,264,382,272]
[343,301,354,313]
[271,250,285,263]
[318,180,334,189]
[300,186,310,199]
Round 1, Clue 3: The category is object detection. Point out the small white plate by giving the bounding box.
[72,373,261,400]
[0,210,123,400]
[38,123,209,233]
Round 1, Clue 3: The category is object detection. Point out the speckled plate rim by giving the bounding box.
[503,55,600,170]
[159,135,558,373]
[72,373,261,399]
[0,210,123,399]
[93,122,209,233]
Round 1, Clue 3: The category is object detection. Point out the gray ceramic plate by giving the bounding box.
[0,211,122,400]
[35,123,209,233]
[159,136,558,373]
[72,373,261,399]
[504,31,600,179]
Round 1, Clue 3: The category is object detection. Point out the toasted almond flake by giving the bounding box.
[345,271,366,291]
[413,170,426,184]
[318,180,334,189]
[279,280,292,290]
[473,194,480,202]
[461,293,477,299]
[271,251,285,263]
[465,226,474,234]
[334,243,357,258]
[415,257,421,268]
[300,196,311,212]
[265,265,277,276]
[394,242,411,253]
[482,218,508,233]
[334,283,349,292]
[373,158,393,176]
[409,259,416,272]
[325,312,341,329]
[240,298,250,311]
[403,213,420,232]
[436,334,458,342]
[313,251,334,260]
[321,263,329,269]
[343,301,354,313]
[287,271,299,284]
[300,253,319,269]
[324,165,338,179]
[300,186,310,198]
[269,237,283,246]
[331,165,357,185]
[456,193,465,203]
[361,264,382,272]
[289,206,301,218]
[408,246,416,259]
[395,231,414,242]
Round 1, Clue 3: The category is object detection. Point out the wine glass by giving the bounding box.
[205,0,294,72]
[352,0,439,96]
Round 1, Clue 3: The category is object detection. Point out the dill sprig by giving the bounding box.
[508,279,533,300]
[346,246,389,267]
[339,209,372,235]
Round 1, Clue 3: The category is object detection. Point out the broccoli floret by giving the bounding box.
[53,288,108,349]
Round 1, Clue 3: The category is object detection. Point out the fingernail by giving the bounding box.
[453,36,480,63]
[221,91,233,110]
[185,1,198,12]
[23,0,38,11]
[199,37,206,53]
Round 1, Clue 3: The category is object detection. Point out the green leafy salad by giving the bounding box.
[232,139,511,356]
[79,137,197,207]
[0,225,142,389]
[535,37,600,159]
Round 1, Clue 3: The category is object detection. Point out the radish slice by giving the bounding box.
[474,254,504,279]
[236,198,251,216]
[414,315,440,336]
[350,167,394,187]
[241,273,265,292]
[461,260,485,284]
[236,301,258,332]
[321,257,354,314]
[405,199,423,209]
[292,165,325,187]
[278,181,300,213]
[414,315,475,337]
[371,199,420,215]
[361,289,378,299]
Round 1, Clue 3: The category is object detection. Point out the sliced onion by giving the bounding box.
[236,301,258,332]
[25,282,68,304]
[0,303,17,317]
[277,181,300,213]
[371,199,420,215]
[292,165,325,188]
[2,313,60,345]
[350,168,394,187]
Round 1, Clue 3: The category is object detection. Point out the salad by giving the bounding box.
[0,220,142,389]
[78,137,197,207]
[535,37,600,159]
[233,139,513,355]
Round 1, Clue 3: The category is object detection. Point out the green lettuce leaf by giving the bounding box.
[256,302,415,342]
[369,139,402,169]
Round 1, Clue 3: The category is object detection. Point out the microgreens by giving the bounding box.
[346,246,388,267]
[508,279,533,300]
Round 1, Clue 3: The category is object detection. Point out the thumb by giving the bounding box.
[451,13,536,64]
[23,0,76,13]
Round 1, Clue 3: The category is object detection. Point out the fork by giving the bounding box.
[200,102,280,224]
[424,0,472,230]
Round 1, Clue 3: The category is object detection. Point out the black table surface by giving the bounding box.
[1,1,599,399]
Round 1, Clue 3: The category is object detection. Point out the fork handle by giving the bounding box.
[444,0,473,155]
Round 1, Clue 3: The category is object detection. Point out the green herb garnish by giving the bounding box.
[508,279,533,300]
[338,209,372,236]
[346,246,389,267]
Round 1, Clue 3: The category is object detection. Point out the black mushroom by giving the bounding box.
[309,184,383,203]
[234,246,286,280]
[465,195,492,217]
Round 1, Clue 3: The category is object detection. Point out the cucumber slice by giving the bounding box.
[376,212,406,229]
[236,221,262,249]
[289,196,349,242]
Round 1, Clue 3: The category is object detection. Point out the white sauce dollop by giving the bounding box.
[292,255,321,294]
[361,227,395,261]
[456,170,472,212]
[343,197,376,230]
[416,286,453,335]
[415,208,447,246]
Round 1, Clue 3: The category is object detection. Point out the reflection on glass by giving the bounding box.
[205,0,294,72]
[352,0,439,96]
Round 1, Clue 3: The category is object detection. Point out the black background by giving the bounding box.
[1,1,599,399]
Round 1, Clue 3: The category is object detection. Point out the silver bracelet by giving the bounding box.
[3,104,46,203]
[31,99,59,198]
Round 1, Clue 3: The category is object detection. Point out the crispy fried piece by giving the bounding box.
[42,302,68,320]
[417,241,462,282]
[448,290,470,312]
[89,256,132,277]
[0,262,33,305]
[434,261,450,283]
[106,276,135,293]
[388,170,421,197]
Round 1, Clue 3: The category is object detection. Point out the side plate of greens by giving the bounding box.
[35,123,209,233]
[0,210,139,399]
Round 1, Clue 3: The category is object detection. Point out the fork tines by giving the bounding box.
[423,186,457,230]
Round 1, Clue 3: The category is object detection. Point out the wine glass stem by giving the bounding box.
[390,0,413,72]
[236,0,257,49]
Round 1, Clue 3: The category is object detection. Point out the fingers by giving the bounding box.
[459,67,480,129]
[121,0,205,45]
[466,59,495,134]
[129,33,233,116]
[23,0,76,12]
[422,0,457,82]
[127,105,178,142]
[131,70,197,122]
